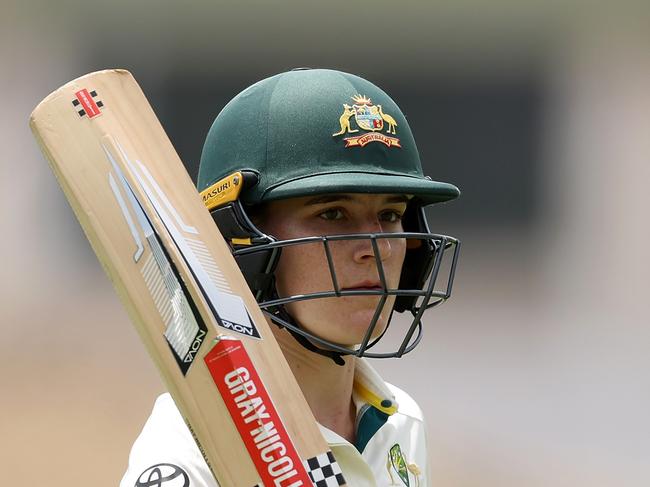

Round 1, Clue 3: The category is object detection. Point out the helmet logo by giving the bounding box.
[333,94,401,148]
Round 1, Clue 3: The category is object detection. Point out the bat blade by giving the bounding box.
[29,69,345,487]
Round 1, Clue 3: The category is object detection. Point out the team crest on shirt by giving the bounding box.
[332,94,401,148]
[386,444,421,487]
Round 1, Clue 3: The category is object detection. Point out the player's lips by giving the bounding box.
[341,280,383,290]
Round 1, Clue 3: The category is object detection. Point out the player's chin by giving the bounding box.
[336,309,390,345]
[348,297,395,330]
[290,297,395,346]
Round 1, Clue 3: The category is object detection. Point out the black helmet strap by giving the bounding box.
[268,304,347,366]
[264,289,395,367]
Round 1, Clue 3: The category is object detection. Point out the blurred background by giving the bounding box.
[2,1,649,485]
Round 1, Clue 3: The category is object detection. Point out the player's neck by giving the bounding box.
[271,326,357,443]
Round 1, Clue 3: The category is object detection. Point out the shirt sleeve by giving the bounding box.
[119,394,219,487]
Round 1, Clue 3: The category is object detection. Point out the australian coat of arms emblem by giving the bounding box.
[333,94,401,148]
[386,444,422,487]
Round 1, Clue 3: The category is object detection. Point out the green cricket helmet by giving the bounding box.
[198,68,460,362]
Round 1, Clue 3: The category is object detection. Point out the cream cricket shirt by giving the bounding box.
[120,360,429,487]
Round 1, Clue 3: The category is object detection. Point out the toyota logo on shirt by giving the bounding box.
[135,463,189,487]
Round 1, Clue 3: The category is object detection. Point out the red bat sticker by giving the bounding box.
[73,88,103,118]
[204,338,313,487]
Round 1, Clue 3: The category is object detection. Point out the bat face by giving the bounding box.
[30,70,346,487]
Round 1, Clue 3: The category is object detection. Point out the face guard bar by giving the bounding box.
[232,232,460,359]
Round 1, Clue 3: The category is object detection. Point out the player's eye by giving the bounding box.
[379,210,403,223]
[318,208,345,221]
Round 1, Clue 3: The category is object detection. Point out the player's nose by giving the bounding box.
[351,221,393,264]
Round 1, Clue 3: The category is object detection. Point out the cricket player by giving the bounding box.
[121,68,460,487]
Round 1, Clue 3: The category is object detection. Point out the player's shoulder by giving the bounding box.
[129,393,196,446]
[387,382,425,422]
[120,393,218,487]
[147,393,186,429]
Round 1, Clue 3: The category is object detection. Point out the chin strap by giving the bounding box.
[263,291,394,366]
[267,305,347,366]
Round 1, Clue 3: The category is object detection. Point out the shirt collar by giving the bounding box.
[316,359,400,452]
[352,358,399,416]
[352,358,399,453]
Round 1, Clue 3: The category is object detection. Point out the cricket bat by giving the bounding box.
[29,69,346,487]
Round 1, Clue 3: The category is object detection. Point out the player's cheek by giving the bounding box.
[275,244,328,295]
[273,249,298,296]
[386,238,407,285]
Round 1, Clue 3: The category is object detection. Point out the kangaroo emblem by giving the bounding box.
[332,94,402,148]
[377,105,397,134]
[332,104,358,136]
